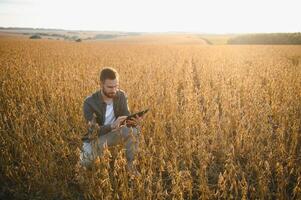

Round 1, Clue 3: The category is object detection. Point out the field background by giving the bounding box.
[0,34,301,199]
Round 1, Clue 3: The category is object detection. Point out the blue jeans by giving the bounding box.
[80,126,140,168]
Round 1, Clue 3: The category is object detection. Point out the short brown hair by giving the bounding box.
[100,67,119,83]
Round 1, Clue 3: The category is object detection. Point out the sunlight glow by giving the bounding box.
[0,0,300,33]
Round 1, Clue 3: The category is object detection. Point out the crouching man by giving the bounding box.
[80,67,141,175]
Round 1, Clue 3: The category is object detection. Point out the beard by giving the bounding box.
[102,88,116,98]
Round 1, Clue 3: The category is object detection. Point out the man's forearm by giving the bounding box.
[99,124,113,135]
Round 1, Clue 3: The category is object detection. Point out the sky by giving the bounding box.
[0,0,300,33]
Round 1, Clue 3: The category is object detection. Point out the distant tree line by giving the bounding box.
[93,34,120,39]
[27,33,139,41]
[228,33,301,44]
[90,33,140,40]
[28,33,82,41]
[29,35,42,39]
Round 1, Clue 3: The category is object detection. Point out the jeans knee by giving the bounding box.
[121,126,139,140]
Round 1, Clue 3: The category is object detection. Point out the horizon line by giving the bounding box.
[0,26,300,35]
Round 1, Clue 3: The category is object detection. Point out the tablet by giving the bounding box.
[126,109,149,120]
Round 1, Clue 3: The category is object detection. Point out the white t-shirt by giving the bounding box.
[104,102,116,125]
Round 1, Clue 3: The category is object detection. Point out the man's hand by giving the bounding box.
[126,116,143,128]
[111,116,128,130]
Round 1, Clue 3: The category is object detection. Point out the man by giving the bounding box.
[80,67,141,175]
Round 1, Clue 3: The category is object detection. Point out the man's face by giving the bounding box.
[102,79,119,98]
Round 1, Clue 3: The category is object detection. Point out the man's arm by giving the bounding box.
[120,92,131,116]
[99,124,113,135]
[83,99,112,135]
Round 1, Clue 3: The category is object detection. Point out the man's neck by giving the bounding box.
[101,90,113,104]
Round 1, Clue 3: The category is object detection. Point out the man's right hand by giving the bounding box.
[111,116,128,130]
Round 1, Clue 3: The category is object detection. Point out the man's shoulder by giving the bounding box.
[84,90,100,105]
[83,89,127,105]
[117,89,127,97]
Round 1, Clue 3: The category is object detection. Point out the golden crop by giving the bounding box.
[0,36,301,199]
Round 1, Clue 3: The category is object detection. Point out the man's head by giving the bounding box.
[100,67,119,98]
